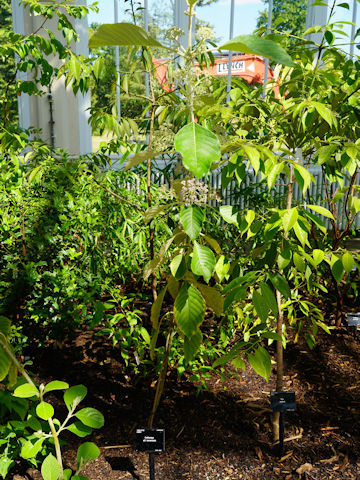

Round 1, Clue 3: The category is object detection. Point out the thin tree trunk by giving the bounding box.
[272,156,296,441]
[148,321,174,428]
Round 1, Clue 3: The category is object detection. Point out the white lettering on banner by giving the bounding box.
[216,60,245,75]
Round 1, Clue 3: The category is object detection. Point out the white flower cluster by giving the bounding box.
[151,123,175,152]
[197,26,214,41]
[165,26,185,41]
[179,178,220,206]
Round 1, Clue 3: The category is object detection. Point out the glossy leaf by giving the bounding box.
[277,248,292,270]
[331,258,344,284]
[174,284,205,338]
[170,254,187,279]
[253,290,269,322]
[269,273,291,299]
[268,162,284,190]
[215,255,230,282]
[342,251,355,274]
[247,347,272,381]
[0,316,11,336]
[281,207,298,233]
[219,34,295,67]
[44,380,69,394]
[144,205,168,224]
[21,438,44,459]
[313,249,325,266]
[150,286,167,329]
[174,122,221,178]
[311,101,336,127]
[0,349,10,382]
[13,384,39,399]
[64,385,87,411]
[184,330,203,362]
[179,206,204,241]
[219,205,239,226]
[293,252,306,272]
[75,408,104,429]
[243,145,260,174]
[260,282,278,316]
[36,401,54,420]
[306,204,335,220]
[41,454,60,480]
[293,221,308,247]
[77,442,100,471]
[125,150,158,171]
[191,242,216,283]
[89,22,165,48]
[67,421,92,438]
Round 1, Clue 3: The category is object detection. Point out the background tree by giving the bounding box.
[0,0,18,125]
[257,0,307,44]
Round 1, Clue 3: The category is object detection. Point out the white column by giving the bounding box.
[11,0,92,154]
[174,0,190,50]
[305,0,328,44]
[11,0,31,131]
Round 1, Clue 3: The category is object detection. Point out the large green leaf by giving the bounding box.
[77,442,100,471]
[174,122,221,178]
[0,348,10,382]
[36,401,54,421]
[20,438,44,460]
[191,242,216,283]
[306,204,334,220]
[268,162,284,190]
[125,150,158,171]
[269,273,291,299]
[331,257,344,284]
[184,330,203,362]
[281,207,298,233]
[0,317,11,336]
[64,385,87,411]
[67,422,92,438]
[196,283,224,316]
[252,290,269,322]
[342,251,355,274]
[219,35,295,67]
[41,454,60,480]
[260,282,278,316]
[179,206,204,241]
[89,22,165,48]
[313,249,325,266]
[174,284,205,338]
[150,286,167,329]
[13,383,39,399]
[170,254,187,279]
[75,408,104,429]
[44,381,69,394]
[247,346,272,381]
[219,205,239,226]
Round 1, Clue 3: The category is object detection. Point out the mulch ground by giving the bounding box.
[13,327,360,480]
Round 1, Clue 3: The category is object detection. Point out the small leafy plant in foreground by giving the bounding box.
[0,316,104,480]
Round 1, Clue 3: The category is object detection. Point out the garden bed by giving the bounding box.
[13,327,360,480]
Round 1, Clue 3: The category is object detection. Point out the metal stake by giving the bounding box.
[149,453,155,480]
[279,411,285,457]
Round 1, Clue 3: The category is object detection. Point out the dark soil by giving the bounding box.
[15,328,360,479]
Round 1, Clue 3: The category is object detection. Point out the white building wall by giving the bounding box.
[11,0,92,155]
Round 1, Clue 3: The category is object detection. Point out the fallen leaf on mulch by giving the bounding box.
[296,463,313,475]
